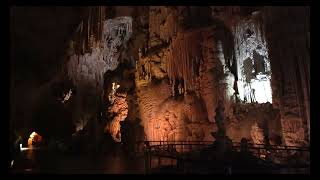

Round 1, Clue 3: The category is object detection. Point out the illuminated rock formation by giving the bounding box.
[105,92,128,142]
[67,16,133,92]
[10,6,309,152]
[132,6,309,147]
[233,17,272,104]
[66,16,133,139]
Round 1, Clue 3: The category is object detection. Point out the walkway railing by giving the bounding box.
[135,141,310,173]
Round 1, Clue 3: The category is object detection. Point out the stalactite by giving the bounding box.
[67,15,132,95]
[159,9,178,42]
[166,31,203,93]
[232,16,272,104]
[149,7,159,39]
[87,7,91,51]
[72,6,107,55]
[260,7,310,145]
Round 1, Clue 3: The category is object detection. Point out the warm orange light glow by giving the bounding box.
[27,132,42,146]
[259,154,266,160]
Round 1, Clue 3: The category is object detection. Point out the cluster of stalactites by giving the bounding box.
[232,13,272,104]
[148,6,179,43]
[149,7,162,39]
[136,48,153,83]
[167,31,203,93]
[102,16,133,71]
[159,9,178,42]
[73,6,106,55]
[67,16,132,92]
[67,48,107,93]
[233,18,268,70]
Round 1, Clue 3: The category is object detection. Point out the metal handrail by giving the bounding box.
[136,141,309,151]
[141,141,309,173]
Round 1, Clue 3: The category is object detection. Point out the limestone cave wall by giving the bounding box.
[11,6,309,148]
[134,6,309,146]
[263,7,310,146]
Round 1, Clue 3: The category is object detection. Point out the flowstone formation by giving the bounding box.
[66,16,133,135]
[62,6,309,148]
[105,92,128,142]
[134,7,309,148]
[67,16,133,91]
[233,17,272,104]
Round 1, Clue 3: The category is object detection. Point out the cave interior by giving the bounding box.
[10,6,310,174]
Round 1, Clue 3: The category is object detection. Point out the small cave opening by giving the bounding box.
[27,132,42,147]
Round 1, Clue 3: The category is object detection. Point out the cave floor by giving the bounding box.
[10,148,145,174]
[9,146,309,174]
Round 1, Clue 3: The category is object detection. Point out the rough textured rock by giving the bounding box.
[65,16,133,142]
[263,7,310,146]
[250,122,265,144]
[10,7,309,151]
[66,7,309,148]
[105,93,128,142]
[225,103,282,145]
[67,17,133,93]
[136,80,216,142]
[234,16,272,104]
